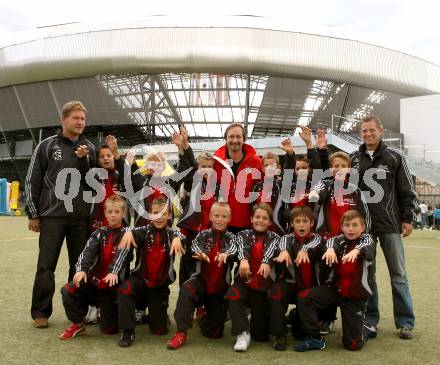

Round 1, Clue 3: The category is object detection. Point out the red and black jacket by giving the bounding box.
[190,228,237,294]
[324,233,376,299]
[110,225,184,288]
[75,226,131,289]
[89,157,131,231]
[276,233,324,290]
[213,144,262,228]
[234,229,280,291]
[310,177,371,239]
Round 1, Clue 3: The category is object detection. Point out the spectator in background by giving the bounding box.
[435,205,440,230]
[427,205,434,230]
[419,201,428,229]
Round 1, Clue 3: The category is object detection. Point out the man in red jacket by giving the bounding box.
[213,123,262,233]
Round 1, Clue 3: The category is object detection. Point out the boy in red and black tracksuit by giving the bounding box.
[108,198,185,347]
[177,151,222,285]
[295,210,375,352]
[226,204,280,352]
[59,195,130,339]
[167,202,236,350]
[269,206,325,350]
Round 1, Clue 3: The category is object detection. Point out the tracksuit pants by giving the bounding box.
[298,285,367,351]
[174,277,227,338]
[117,276,170,335]
[179,230,198,286]
[226,280,269,341]
[61,281,118,333]
[31,217,89,319]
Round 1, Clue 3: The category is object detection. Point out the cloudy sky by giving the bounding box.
[1,0,439,64]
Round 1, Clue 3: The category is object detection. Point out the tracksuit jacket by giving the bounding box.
[350,141,418,233]
[25,130,96,219]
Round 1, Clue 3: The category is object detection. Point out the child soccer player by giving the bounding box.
[309,151,371,238]
[167,202,236,350]
[251,138,296,235]
[226,203,280,352]
[177,151,220,285]
[295,210,375,352]
[269,205,324,350]
[106,197,185,347]
[59,195,130,339]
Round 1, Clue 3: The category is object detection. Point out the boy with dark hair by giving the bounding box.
[295,210,375,352]
[269,205,324,350]
[106,197,185,347]
[167,202,237,350]
[59,195,129,339]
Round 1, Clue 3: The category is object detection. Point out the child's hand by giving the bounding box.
[299,127,313,148]
[322,248,338,266]
[257,263,271,278]
[73,271,87,287]
[170,237,185,257]
[239,259,251,279]
[103,273,118,287]
[118,231,136,249]
[192,252,210,262]
[316,129,327,149]
[308,190,320,202]
[125,148,137,165]
[274,250,292,267]
[215,253,228,267]
[106,135,118,151]
[279,138,294,155]
[342,248,360,263]
[294,251,310,266]
[74,145,89,159]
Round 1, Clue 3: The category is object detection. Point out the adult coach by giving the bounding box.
[212,123,262,233]
[26,101,96,328]
[351,115,417,340]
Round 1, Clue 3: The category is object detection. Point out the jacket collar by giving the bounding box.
[359,140,387,157]
[214,143,257,161]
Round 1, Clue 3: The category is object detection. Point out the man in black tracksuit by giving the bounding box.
[25,101,96,327]
[350,115,417,339]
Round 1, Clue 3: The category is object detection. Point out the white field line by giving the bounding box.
[0,237,36,242]
[405,245,440,250]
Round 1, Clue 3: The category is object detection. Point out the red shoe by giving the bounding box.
[196,307,207,322]
[167,332,188,350]
[59,322,86,340]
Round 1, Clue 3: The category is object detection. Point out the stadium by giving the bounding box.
[1,15,440,365]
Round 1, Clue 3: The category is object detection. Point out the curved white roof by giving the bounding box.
[1,16,440,95]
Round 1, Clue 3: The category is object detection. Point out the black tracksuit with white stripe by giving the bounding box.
[350,141,418,234]
[25,130,96,320]
[61,226,129,333]
[226,229,280,341]
[297,233,375,351]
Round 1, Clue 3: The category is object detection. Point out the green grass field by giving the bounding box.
[1,216,439,365]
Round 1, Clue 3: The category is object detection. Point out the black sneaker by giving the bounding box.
[399,327,413,340]
[274,336,287,351]
[294,336,326,352]
[320,321,335,335]
[119,329,135,347]
[363,324,377,339]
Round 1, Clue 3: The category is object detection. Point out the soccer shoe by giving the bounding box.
[119,329,136,347]
[33,318,48,329]
[399,327,413,340]
[363,324,377,339]
[196,306,207,322]
[234,332,251,352]
[294,336,326,352]
[273,336,287,351]
[85,306,100,324]
[320,321,336,335]
[167,332,188,350]
[59,322,86,340]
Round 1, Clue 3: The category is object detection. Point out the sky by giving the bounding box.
[0,0,440,65]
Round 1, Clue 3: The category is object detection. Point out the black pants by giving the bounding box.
[226,280,269,341]
[269,280,337,338]
[174,277,227,338]
[61,281,118,333]
[31,217,89,319]
[179,230,198,286]
[298,285,367,351]
[118,276,170,335]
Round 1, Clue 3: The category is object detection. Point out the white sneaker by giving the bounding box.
[234,332,251,352]
[85,306,100,324]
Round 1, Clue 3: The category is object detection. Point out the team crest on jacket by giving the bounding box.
[53,147,62,161]
[376,164,390,174]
